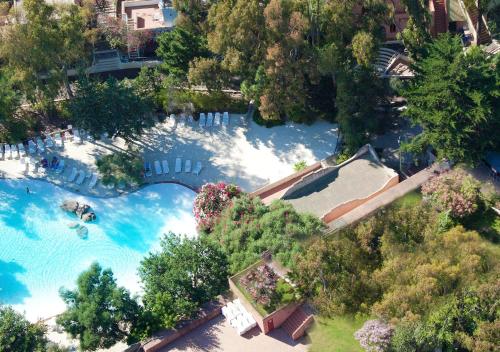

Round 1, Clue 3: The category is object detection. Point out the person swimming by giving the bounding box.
[26,187,30,194]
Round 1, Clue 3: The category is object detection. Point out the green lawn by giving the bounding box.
[307,315,367,352]
[391,190,422,209]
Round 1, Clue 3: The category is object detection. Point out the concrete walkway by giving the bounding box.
[326,162,448,232]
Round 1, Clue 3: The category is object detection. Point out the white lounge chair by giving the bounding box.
[36,137,45,153]
[54,133,63,148]
[73,129,82,144]
[18,143,26,157]
[45,135,54,148]
[67,167,78,182]
[206,113,213,127]
[154,160,162,175]
[223,112,230,126]
[10,144,18,159]
[88,173,98,189]
[214,112,221,126]
[175,157,182,173]
[56,159,65,174]
[76,170,86,185]
[193,161,203,175]
[64,131,72,142]
[27,157,38,173]
[188,115,194,124]
[4,144,11,159]
[0,145,4,159]
[144,162,152,177]
[184,159,191,173]
[199,113,206,127]
[162,160,169,174]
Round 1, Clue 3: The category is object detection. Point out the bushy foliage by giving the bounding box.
[0,306,47,352]
[354,319,394,352]
[57,263,142,351]
[422,170,481,218]
[139,233,229,329]
[193,182,241,231]
[293,161,307,172]
[69,77,154,139]
[96,151,143,186]
[210,194,325,273]
[402,34,500,164]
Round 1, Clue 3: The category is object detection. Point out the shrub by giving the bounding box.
[354,319,394,352]
[293,161,307,172]
[96,151,143,187]
[421,169,481,218]
[193,182,241,231]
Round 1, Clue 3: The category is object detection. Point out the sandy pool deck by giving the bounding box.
[0,114,339,196]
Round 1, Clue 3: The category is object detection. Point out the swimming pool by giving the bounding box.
[0,179,196,321]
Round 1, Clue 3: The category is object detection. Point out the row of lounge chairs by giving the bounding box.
[144,158,203,177]
[1,134,65,160]
[222,299,257,336]
[66,167,98,189]
[199,112,230,128]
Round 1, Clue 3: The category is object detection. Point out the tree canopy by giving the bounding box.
[402,34,500,164]
[0,306,47,352]
[68,77,154,139]
[57,263,142,351]
[139,233,229,328]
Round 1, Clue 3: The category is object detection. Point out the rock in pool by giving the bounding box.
[60,200,96,222]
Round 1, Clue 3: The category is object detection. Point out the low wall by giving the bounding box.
[321,174,399,223]
[292,315,315,341]
[262,301,302,334]
[141,299,226,352]
[251,162,322,202]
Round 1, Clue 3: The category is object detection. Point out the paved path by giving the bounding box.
[326,162,448,232]
[163,315,309,352]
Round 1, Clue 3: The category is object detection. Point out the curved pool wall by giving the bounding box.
[0,179,196,321]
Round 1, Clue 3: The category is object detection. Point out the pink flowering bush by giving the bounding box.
[193,182,241,231]
[239,265,279,309]
[421,170,481,218]
[354,319,394,352]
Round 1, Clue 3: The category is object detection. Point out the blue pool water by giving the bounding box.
[0,179,196,321]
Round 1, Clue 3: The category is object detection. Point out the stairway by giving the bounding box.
[281,306,314,341]
[433,0,448,35]
[466,3,492,45]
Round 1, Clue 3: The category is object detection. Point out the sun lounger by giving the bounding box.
[154,160,162,175]
[188,115,194,124]
[223,112,230,126]
[76,170,86,185]
[206,113,213,127]
[64,131,72,142]
[36,137,45,153]
[0,145,3,159]
[4,144,11,159]
[184,159,191,173]
[10,144,18,159]
[144,162,152,177]
[162,160,169,174]
[88,173,98,189]
[193,161,203,175]
[56,159,65,174]
[214,112,221,126]
[17,143,26,157]
[27,140,36,154]
[54,133,63,148]
[73,129,82,144]
[67,167,78,182]
[45,135,54,148]
[175,157,182,173]
[199,113,206,127]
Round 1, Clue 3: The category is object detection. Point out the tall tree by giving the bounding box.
[156,27,209,78]
[0,0,88,112]
[0,306,47,352]
[402,34,500,164]
[0,70,21,142]
[68,77,154,139]
[139,233,229,328]
[57,263,142,351]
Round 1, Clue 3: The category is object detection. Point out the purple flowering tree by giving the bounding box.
[193,182,241,231]
[421,169,481,218]
[354,319,394,352]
